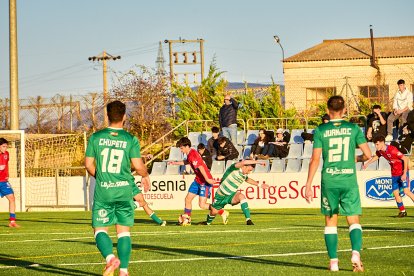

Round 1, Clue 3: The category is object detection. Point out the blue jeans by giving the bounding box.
[222,124,237,144]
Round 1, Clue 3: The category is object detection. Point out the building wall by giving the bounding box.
[284,57,414,112]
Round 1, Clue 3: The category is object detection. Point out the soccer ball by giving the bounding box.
[178,214,191,226]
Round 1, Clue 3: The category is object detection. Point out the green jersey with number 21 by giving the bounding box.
[86,127,141,202]
[313,119,366,188]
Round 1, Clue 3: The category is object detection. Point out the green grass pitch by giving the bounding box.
[0,207,413,275]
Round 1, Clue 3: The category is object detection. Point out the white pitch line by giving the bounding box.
[1,244,413,269]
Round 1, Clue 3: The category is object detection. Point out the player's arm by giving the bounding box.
[234,159,266,169]
[401,155,409,181]
[197,165,215,185]
[168,160,186,165]
[85,157,96,177]
[361,155,379,170]
[131,157,150,192]
[245,177,269,189]
[305,148,322,203]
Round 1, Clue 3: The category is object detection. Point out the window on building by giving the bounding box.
[359,85,389,103]
[306,87,336,109]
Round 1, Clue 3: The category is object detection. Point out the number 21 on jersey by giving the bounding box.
[328,137,350,162]
[100,148,124,173]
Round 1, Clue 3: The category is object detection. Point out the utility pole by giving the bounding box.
[88,51,121,127]
[9,0,19,130]
[164,38,205,85]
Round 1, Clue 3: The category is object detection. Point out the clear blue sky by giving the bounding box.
[0,0,413,99]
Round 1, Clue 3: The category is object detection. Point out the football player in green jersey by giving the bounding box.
[200,159,269,225]
[85,100,150,276]
[305,96,371,272]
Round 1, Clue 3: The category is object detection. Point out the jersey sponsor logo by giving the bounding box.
[100,181,129,189]
[325,167,354,175]
[3,155,7,160]
[365,177,405,201]
[0,165,5,171]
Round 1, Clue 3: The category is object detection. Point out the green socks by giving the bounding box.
[324,227,338,259]
[349,224,363,252]
[95,231,113,258]
[240,200,250,219]
[117,233,132,269]
[149,212,163,225]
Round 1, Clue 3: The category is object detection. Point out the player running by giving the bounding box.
[0,138,20,228]
[305,96,371,272]
[200,159,268,225]
[362,135,414,217]
[85,100,150,276]
[169,137,227,225]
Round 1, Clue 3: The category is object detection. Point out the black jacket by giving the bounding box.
[217,138,239,161]
[199,149,213,170]
[219,98,238,128]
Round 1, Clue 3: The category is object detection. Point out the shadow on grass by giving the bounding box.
[0,253,100,275]
[59,239,328,272]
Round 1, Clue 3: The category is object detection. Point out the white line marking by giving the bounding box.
[1,244,413,269]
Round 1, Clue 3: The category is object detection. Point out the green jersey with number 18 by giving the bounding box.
[313,119,366,188]
[86,127,141,202]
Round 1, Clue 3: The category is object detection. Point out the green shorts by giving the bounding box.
[321,185,362,217]
[211,193,236,210]
[92,200,135,228]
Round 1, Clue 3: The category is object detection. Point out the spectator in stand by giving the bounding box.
[250,129,275,160]
[219,94,239,144]
[207,126,220,159]
[216,136,239,161]
[197,143,212,170]
[390,125,414,154]
[270,128,290,158]
[366,105,388,142]
[301,114,330,143]
[386,79,413,142]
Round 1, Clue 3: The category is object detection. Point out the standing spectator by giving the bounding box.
[366,105,387,142]
[302,114,330,143]
[207,126,220,159]
[250,129,275,160]
[216,137,239,161]
[386,79,413,141]
[85,100,150,276]
[219,94,238,144]
[270,128,290,158]
[0,138,20,228]
[197,143,212,170]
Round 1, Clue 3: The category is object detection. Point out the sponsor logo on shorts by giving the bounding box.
[97,209,109,223]
[365,177,394,201]
[322,197,331,211]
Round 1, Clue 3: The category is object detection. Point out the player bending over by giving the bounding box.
[169,137,228,225]
[305,95,371,272]
[363,135,414,217]
[200,159,269,225]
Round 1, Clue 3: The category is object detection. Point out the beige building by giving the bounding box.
[283,36,414,112]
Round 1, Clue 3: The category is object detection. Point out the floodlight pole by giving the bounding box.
[273,35,285,74]
[9,0,19,130]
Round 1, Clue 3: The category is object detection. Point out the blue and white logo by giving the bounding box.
[365,177,414,201]
[366,177,394,201]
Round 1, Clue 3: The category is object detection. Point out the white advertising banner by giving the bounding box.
[133,171,414,210]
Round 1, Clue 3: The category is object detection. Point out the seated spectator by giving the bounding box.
[386,79,413,141]
[366,105,387,142]
[216,136,239,161]
[250,129,275,160]
[391,125,414,154]
[197,143,212,169]
[207,126,220,159]
[301,114,330,143]
[270,128,290,158]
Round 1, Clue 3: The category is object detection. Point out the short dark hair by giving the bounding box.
[397,79,405,85]
[327,96,345,112]
[0,138,8,145]
[373,135,385,143]
[211,126,220,133]
[372,104,381,110]
[107,100,126,123]
[218,137,227,144]
[197,143,206,150]
[321,114,330,121]
[176,137,191,148]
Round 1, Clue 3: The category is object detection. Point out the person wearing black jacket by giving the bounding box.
[392,108,414,154]
[219,95,238,144]
[197,143,212,169]
[216,136,239,161]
